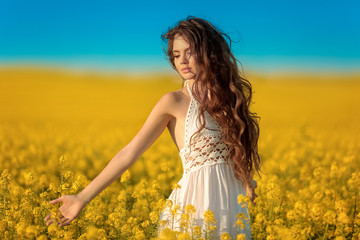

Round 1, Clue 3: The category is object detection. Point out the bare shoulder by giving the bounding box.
[158,88,187,116]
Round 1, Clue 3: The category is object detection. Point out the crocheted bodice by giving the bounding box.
[179,80,233,174]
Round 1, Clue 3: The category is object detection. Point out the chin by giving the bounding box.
[183,75,196,80]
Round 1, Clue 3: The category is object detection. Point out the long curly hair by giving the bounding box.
[161,16,263,188]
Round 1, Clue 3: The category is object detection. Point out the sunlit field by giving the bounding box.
[0,67,359,239]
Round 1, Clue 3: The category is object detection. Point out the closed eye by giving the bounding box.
[173,52,193,59]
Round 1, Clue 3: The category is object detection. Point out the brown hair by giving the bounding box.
[161,16,263,188]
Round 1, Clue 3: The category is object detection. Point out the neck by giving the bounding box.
[185,79,212,102]
[185,79,195,86]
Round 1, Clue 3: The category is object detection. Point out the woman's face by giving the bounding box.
[172,34,197,81]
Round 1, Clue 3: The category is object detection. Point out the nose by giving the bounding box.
[180,54,189,64]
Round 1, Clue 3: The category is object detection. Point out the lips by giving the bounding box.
[181,68,191,73]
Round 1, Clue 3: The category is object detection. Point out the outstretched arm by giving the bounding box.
[45,92,177,226]
[77,92,175,204]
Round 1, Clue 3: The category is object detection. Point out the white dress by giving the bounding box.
[157,80,251,239]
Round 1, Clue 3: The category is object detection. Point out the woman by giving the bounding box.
[44,16,262,239]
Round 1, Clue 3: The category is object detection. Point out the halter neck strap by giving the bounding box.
[185,80,193,97]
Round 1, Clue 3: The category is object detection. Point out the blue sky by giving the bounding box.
[0,0,359,74]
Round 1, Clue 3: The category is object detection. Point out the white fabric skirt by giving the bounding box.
[157,162,251,239]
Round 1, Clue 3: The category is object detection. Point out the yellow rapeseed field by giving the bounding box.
[0,67,359,239]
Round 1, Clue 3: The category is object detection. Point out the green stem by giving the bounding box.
[322,222,329,240]
[2,192,6,217]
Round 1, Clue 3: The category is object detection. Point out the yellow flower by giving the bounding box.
[180,212,190,231]
[347,171,360,191]
[120,224,132,235]
[172,183,181,190]
[59,155,69,166]
[16,222,26,237]
[178,232,191,240]
[310,203,324,219]
[36,234,48,240]
[294,201,306,212]
[134,229,146,240]
[300,227,311,237]
[325,189,335,198]
[152,180,160,190]
[236,212,247,220]
[234,218,245,230]
[61,182,70,190]
[0,169,12,190]
[158,228,177,240]
[165,199,173,209]
[141,220,150,228]
[0,220,6,233]
[156,199,166,210]
[181,212,190,222]
[63,170,73,179]
[237,194,248,207]
[335,200,348,214]
[121,170,131,183]
[274,218,284,226]
[32,207,42,216]
[209,225,217,231]
[85,226,99,240]
[171,204,181,216]
[323,210,336,225]
[204,209,216,224]
[314,191,323,201]
[313,167,322,178]
[255,212,266,223]
[117,189,127,202]
[160,162,170,172]
[236,233,246,240]
[337,212,350,225]
[47,223,59,235]
[25,171,35,186]
[334,236,346,240]
[330,163,340,178]
[159,220,167,227]
[184,204,196,214]
[220,232,232,240]
[193,225,202,236]
[149,211,159,224]
[126,216,137,225]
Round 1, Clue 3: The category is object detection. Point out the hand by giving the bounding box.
[245,179,258,206]
[44,194,88,227]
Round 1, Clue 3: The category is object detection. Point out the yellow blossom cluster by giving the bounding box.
[0,68,359,239]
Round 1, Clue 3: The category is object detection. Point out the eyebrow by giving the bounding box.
[172,47,191,53]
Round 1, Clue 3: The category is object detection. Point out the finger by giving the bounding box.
[44,214,52,221]
[60,218,73,227]
[54,217,66,226]
[49,196,63,205]
[46,220,53,226]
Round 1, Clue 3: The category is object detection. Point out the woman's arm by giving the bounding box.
[45,91,177,226]
[77,92,176,204]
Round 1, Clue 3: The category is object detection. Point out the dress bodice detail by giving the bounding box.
[180,80,233,174]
